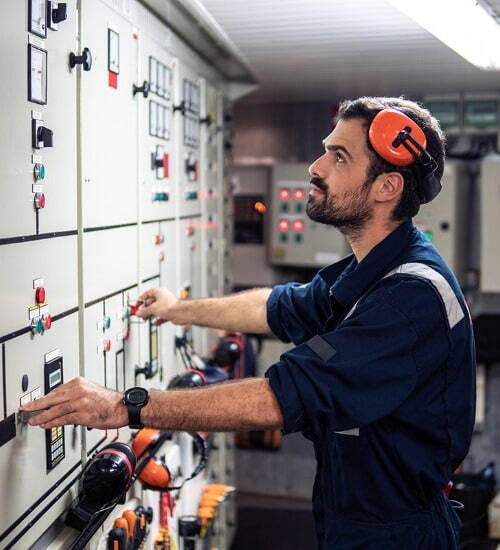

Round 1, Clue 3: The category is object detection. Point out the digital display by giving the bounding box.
[28,45,48,105]
[49,369,62,388]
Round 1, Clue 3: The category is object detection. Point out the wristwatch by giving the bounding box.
[123,387,150,429]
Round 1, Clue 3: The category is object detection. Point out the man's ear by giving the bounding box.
[373,172,404,203]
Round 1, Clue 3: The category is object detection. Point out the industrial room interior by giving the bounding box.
[2,0,500,548]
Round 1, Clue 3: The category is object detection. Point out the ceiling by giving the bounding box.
[198,0,500,102]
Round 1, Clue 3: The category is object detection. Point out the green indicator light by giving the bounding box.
[424,231,433,241]
[281,203,289,212]
[296,203,303,213]
[104,316,111,329]
[34,163,45,181]
[295,233,303,243]
[280,233,288,243]
[186,191,198,200]
[36,318,44,334]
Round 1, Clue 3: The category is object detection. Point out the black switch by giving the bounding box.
[38,126,53,148]
[22,374,29,392]
[52,3,67,23]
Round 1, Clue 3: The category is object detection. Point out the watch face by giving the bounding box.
[127,387,148,405]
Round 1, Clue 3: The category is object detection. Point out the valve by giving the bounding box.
[69,47,92,71]
[133,80,150,98]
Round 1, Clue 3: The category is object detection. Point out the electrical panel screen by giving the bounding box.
[44,354,65,471]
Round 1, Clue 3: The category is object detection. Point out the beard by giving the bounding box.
[306,176,373,235]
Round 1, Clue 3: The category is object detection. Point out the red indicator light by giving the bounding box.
[43,314,52,330]
[104,339,112,352]
[293,220,305,231]
[35,287,46,304]
[294,189,305,200]
[279,219,289,231]
[279,189,290,200]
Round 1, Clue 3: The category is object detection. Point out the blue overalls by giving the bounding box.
[265,219,476,549]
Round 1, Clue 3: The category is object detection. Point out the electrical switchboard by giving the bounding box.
[479,155,500,292]
[0,0,236,548]
[269,163,349,267]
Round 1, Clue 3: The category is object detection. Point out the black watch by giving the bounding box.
[123,387,150,429]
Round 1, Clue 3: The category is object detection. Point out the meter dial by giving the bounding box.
[29,0,47,38]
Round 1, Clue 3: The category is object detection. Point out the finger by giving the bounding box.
[40,413,80,429]
[21,386,70,411]
[135,305,156,319]
[138,288,159,301]
[29,400,76,426]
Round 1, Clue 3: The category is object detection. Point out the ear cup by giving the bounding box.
[132,428,160,458]
[368,109,427,166]
[138,458,171,489]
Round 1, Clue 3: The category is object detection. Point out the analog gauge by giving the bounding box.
[29,0,47,38]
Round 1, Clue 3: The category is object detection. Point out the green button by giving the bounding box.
[104,316,111,329]
[36,318,44,334]
[281,203,289,212]
[280,233,288,243]
[296,203,303,213]
[34,163,45,181]
[295,233,303,243]
[186,191,198,200]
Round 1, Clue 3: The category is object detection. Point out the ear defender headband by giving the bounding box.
[368,108,442,203]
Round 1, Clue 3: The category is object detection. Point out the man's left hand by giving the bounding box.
[19,377,128,430]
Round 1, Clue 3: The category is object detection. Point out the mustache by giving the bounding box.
[309,177,327,192]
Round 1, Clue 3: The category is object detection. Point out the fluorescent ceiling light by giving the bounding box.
[386,0,500,70]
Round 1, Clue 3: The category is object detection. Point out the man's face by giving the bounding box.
[306,118,375,233]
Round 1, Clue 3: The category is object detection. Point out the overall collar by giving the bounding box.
[320,219,416,311]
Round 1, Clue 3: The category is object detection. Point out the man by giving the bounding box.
[23,96,475,549]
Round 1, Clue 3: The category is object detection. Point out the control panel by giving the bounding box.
[0,0,234,547]
[269,163,349,267]
[44,351,65,470]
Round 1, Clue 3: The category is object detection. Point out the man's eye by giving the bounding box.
[335,152,345,163]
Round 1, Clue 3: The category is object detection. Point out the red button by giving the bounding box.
[186,226,195,237]
[34,192,46,210]
[104,339,112,352]
[154,234,164,245]
[43,314,52,330]
[293,219,305,231]
[35,287,46,304]
[279,189,290,200]
[279,219,289,231]
[159,252,165,262]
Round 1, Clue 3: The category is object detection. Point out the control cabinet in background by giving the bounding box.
[415,160,470,284]
[269,163,349,267]
[480,155,500,292]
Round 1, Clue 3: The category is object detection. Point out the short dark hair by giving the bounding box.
[337,96,446,221]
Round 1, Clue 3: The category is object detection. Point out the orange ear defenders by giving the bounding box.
[368,108,441,203]
[132,428,208,491]
[132,429,172,490]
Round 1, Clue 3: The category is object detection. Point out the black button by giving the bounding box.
[22,375,29,392]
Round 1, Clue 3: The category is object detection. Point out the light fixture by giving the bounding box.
[386,0,500,70]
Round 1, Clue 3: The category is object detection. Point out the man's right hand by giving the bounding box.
[136,288,180,324]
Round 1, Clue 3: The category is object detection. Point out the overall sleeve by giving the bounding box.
[266,272,331,345]
[265,278,449,438]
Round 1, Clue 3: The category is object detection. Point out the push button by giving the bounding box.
[35,287,46,304]
[34,192,46,210]
[185,191,198,200]
[152,192,169,202]
[33,163,45,181]
[43,314,52,330]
